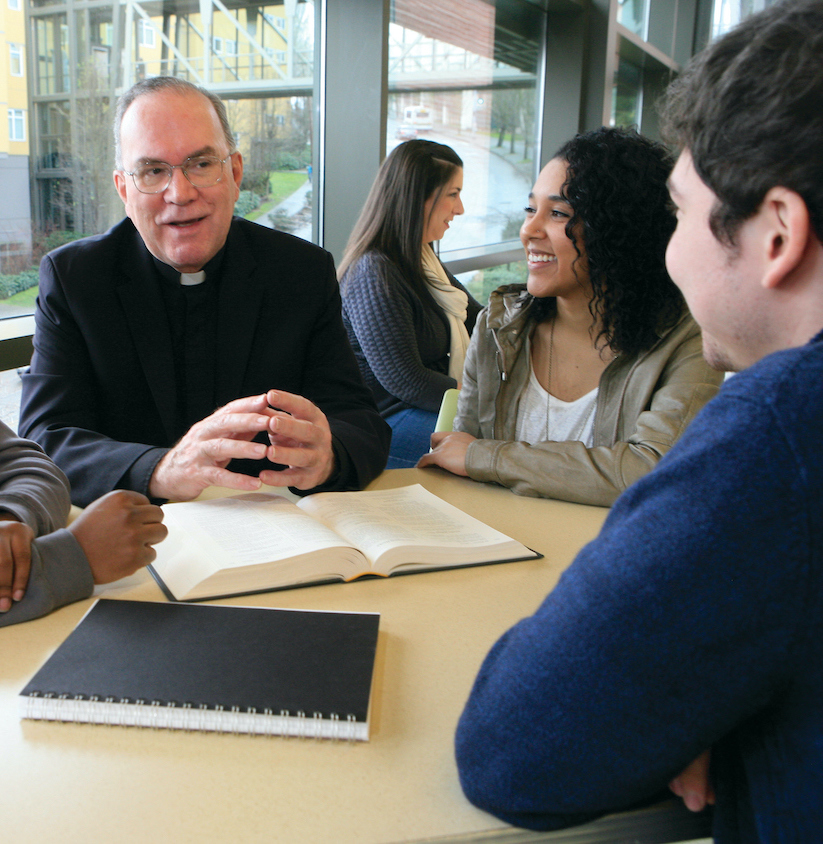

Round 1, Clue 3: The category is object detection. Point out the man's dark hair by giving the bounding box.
[661,0,823,246]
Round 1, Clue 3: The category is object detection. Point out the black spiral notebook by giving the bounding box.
[19,599,380,740]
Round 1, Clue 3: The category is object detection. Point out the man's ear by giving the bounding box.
[761,187,810,290]
[113,170,128,205]
[230,151,244,200]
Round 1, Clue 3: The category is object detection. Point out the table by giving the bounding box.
[0,469,711,843]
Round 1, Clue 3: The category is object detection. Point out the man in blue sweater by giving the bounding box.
[454,2,823,841]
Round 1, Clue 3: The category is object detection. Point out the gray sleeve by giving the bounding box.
[0,529,93,627]
[0,421,71,533]
[0,421,93,627]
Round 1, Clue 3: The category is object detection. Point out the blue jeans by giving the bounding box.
[385,407,439,469]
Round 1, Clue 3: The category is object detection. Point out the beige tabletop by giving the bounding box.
[0,468,710,844]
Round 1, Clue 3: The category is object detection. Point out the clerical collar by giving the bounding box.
[151,244,227,288]
[180,271,205,286]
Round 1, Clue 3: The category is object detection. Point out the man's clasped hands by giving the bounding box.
[148,389,337,502]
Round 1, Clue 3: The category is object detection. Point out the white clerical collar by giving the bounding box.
[179,271,206,286]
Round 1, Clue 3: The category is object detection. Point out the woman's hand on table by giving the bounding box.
[417,431,475,476]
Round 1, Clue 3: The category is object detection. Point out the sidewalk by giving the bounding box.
[253,175,312,241]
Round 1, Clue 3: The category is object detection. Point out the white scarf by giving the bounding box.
[421,243,470,380]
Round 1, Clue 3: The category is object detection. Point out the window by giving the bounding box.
[138,19,156,49]
[211,36,238,57]
[618,0,649,38]
[264,47,287,63]
[9,43,23,77]
[8,109,25,142]
[0,0,710,337]
[456,258,527,307]
[612,58,643,128]
[387,0,543,254]
[264,12,287,34]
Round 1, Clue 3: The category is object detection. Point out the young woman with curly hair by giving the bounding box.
[419,127,724,505]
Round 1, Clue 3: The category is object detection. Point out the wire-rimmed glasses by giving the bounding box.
[123,154,232,194]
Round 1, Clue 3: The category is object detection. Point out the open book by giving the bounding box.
[148,484,540,601]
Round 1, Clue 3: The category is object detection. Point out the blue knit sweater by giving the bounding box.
[455,331,823,842]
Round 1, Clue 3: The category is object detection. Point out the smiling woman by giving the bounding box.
[338,140,482,468]
[419,126,725,505]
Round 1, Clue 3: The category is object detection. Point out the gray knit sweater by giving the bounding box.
[340,251,480,417]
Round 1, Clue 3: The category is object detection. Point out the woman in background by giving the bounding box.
[339,139,481,469]
[419,126,724,505]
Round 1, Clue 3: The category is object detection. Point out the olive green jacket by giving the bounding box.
[455,286,725,506]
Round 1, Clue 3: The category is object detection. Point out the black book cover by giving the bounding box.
[20,599,380,734]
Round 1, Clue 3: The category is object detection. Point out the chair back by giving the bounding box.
[434,388,460,433]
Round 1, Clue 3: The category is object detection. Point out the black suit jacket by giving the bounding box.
[20,217,389,506]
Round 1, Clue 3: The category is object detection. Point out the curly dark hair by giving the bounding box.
[529,127,683,358]
[660,0,823,247]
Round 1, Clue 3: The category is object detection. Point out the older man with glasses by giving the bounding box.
[19,76,389,507]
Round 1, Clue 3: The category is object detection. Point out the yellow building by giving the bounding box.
[0,0,31,270]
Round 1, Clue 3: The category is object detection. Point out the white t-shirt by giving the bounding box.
[515,365,598,446]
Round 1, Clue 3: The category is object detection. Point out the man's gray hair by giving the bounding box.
[113,76,237,170]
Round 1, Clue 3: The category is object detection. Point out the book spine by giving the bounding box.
[19,693,368,740]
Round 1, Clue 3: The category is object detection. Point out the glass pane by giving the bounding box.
[0,368,23,431]
[611,57,643,130]
[34,16,69,96]
[617,0,648,38]
[228,95,313,243]
[711,0,776,38]
[10,0,318,321]
[455,258,527,308]
[387,0,541,252]
[124,3,314,86]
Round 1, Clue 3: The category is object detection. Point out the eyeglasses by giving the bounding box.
[123,154,232,194]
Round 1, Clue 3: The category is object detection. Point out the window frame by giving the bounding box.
[9,43,24,77]
[8,108,25,142]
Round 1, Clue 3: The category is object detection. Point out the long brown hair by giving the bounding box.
[338,140,462,309]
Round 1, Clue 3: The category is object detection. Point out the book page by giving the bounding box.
[152,493,361,598]
[165,494,352,567]
[298,485,521,566]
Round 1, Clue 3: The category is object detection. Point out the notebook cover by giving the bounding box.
[20,599,379,731]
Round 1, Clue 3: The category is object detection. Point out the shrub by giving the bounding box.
[42,230,90,253]
[274,149,310,171]
[268,209,296,233]
[0,268,40,299]
[240,170,270,195]
[235,190,262,217]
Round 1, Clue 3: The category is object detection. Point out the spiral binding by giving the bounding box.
[19,692,367,740]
